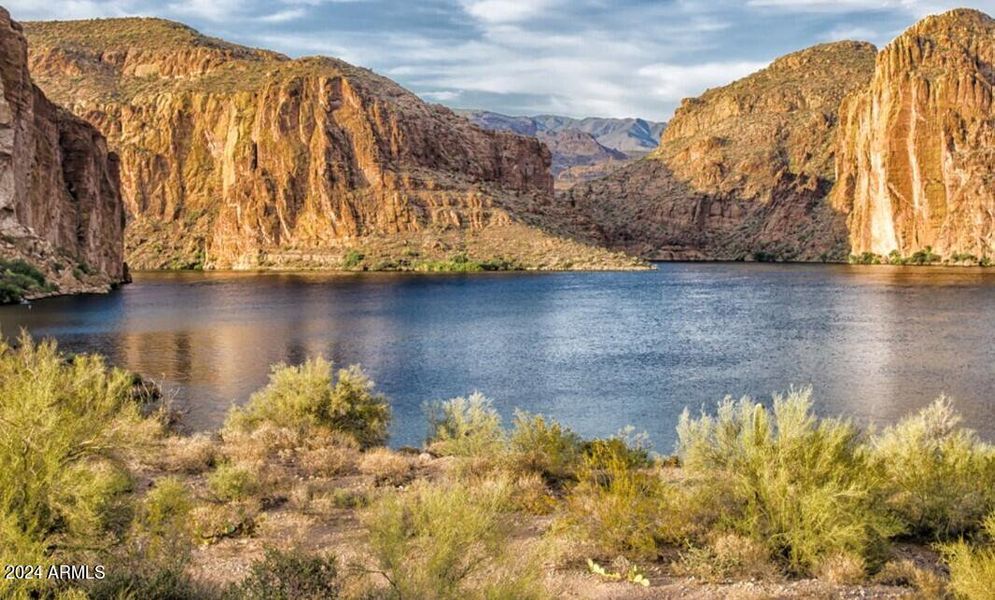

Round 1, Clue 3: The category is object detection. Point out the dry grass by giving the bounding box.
[359,449,414,487]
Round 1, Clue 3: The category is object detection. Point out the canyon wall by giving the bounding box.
[24,19,635,271]
[0,7,125,294]
[562,41,877,261]
[831,9,995,258]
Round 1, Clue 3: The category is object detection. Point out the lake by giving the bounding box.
[2,264,994,450]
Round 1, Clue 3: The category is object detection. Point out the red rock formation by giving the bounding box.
[831,9,995,259]
[24,18,636,271]
[0,7,124,293]
[562,42,877,261]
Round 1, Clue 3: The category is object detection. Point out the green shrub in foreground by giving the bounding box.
[871,397,995,540]
[208,462,261,501]
[0,334,151,595]
[561,435,676,561]
[941,515,995,600]
[677,387,898,575]
[363,479,547,600]
[225,548,340,600]
[424,392,505,457]
[505,411,583,485]
[224,358,390,448]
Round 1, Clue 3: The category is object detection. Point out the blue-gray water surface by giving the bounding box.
[2,263,994,450]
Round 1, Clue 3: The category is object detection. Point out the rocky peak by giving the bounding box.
[831,8,995,257]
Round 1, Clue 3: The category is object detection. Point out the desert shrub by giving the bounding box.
[297,432,361,477]
[363,479,547,599]
[425,392,505,457]
[908,246,941,265]
[813,552,866,585]
[874,559,947,597]
[226,548,340,600]
[190,502,258,543]
[870,397,995,540]
[677,388,897,575]
[358,448,413,486]
[510,473,558,515]
[0,258,51,303]
[561,437,676,561]
[0,334,152,595]
[343,249,365,269]
[505,411,583,486]
[850,252,882,265]
[676,533,780,583]
[941,516,995,600]
[89,567,205,600]
[160,433,216,474]
[208,462,261,501]
[225,358,390,448]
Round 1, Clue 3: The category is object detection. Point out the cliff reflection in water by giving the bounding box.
[2,265,994,449]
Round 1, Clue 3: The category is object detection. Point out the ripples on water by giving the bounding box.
[2,264,994,449]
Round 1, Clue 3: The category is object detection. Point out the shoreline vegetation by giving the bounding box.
[4,335,995,599]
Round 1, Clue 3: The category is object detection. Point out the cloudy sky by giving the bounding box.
[8,0,993,120]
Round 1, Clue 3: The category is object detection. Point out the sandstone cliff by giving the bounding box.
[831,9,995,260]
[0,7,124,298]
[562,41,877,261]
[24,19,637,271]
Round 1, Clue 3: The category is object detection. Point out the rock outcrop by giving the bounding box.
[0,7,125,296]
[24,18,638,271]
[831,9,995,259]
[562,41,878,261]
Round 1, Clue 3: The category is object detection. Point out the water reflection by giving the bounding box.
[1,265,994,449]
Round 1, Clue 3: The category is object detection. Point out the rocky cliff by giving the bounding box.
[831,9,995,260]
[562,41,877,261]
[24,18,637,271]
[0,8,124,298]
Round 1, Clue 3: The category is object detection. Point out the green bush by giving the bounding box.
[941,515,995,600]
[224,358,390,448]
[425,392,505,457]
[343,250,364,269]
[871,397,995,539]
[208,463,261,501]
[677,388,898,575]
[0,258,51,302]
[0,334,150,595]
[850,252,881,265]
[561,435,675,560]
[505,411,583,486]
[363,479,547,599]
[908,246,941,265]
[226,548,340,600]
[89,567,204,600]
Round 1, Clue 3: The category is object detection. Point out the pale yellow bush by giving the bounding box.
[161,433,216,474]
[676,533,780,582]
[359,449,414,486]
[814,552,866,585]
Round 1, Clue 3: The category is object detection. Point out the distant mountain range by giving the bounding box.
[456,110,666,188]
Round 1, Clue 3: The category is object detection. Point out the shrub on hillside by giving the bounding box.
[226,548,340,600]
[0,334,153,595]
[208,462,261,501]
[677,388,898,575]
[870,397,995,540]
[363,479,547,599]
[224,358,390,448]
[424,392,505,457]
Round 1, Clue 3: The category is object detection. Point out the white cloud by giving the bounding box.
[638,61,771,100]
[459,0,561,24]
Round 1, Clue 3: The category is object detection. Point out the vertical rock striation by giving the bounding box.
[24,18,637,271]
[832,9,995,258]
[0,7,125,294]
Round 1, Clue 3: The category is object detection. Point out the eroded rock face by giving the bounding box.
[563,41,877,261]
[831,9,995,258]
[24,18,636,271]
[0,8,124,293]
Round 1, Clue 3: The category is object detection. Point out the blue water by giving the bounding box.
[2,264,995,450]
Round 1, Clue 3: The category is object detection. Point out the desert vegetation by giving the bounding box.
[4,336,995,598]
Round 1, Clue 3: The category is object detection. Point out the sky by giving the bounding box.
[8,0,994,120]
